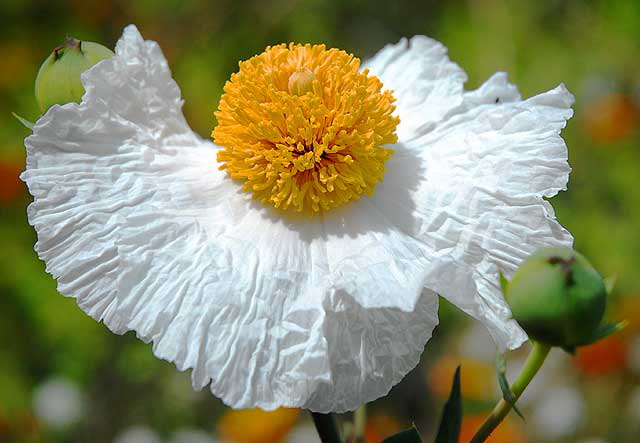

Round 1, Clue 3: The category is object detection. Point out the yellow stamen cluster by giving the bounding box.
[213,43,399,215]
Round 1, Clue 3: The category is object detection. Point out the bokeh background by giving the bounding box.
[1,0,640,442]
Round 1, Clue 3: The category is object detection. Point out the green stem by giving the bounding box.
[470,342,551,443]
[311,411,341,443]
[352,404,367,443]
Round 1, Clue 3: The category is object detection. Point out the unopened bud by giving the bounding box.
[288,67,316,96]
[35,36,114,113]
[506,247,607,350]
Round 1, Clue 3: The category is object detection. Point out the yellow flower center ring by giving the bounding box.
[213,43,400,216]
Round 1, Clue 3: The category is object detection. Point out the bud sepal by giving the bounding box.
[12,112,34,130]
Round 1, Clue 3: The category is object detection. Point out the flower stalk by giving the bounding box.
[311,412,341,443]
[352,404,367,443]
[470,342,551,443]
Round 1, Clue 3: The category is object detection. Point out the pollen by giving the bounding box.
[213,43,399,216]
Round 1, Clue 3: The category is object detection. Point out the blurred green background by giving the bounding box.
[1,0,639,442]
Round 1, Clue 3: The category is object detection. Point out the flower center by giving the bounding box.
[213,43,399,216]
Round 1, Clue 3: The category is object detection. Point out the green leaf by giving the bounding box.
[579,321,627,346]
[381,425,422,443]
[499,271,509,295]
[434,366,462,443]
[12,112,35,130]
[496,353,524,419]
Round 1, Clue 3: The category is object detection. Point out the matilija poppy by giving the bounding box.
[21,25,574,413]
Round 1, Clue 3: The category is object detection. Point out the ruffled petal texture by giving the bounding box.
[413,74,574,350]
[366,37,574,350]
[23,27,573,412]
[22,26,440,413]
[362,36,468,141]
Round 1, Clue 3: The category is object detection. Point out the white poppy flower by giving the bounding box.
[22,25,573,413]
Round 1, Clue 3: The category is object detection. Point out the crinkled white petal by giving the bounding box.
[407,73,573,350]
[23,25,573,412]
[363,36,468,142]
[22,25,440,413]
[366,36,573,349]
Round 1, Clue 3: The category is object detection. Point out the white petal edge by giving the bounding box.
[363,35,468,142]
[375,60,574,350]
[21,25,441,413]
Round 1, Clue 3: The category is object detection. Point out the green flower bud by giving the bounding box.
[35,36,114,113]
[505,247,607,350]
